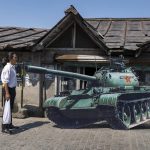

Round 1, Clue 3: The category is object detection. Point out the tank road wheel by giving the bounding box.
[141,101,147,120]
[120,104,131,127]
[133,103,141,123]
[147,101,150,119]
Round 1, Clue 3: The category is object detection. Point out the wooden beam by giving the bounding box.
[74,17,108,52]
[45,48,100,51]
[46,22,74,47]
[73,22,76,48]
[109,49,124,52]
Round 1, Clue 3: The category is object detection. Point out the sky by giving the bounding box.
[0,0,150,29]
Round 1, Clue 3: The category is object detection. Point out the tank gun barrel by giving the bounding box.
[25,65,97,81]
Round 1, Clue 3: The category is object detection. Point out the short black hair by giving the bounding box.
[1,52,17,68]
[7,52,16,61]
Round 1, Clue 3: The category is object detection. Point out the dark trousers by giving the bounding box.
[2,87,16,130]
[8,87,16,110]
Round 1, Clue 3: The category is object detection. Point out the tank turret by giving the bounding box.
[20,56,150,130]
[94,57,139,87]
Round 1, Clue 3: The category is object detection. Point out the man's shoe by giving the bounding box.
[2,129,13,135]
[9,124,19,129]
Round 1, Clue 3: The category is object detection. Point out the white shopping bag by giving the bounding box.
[2,99,11,124]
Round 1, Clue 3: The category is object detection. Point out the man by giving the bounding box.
[1,52,19,134]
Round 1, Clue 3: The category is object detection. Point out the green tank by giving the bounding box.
[25,57,150,129]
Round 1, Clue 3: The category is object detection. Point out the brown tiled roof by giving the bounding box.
[0,12,150,53]
[0,27,48,50]
[86,18,150,51]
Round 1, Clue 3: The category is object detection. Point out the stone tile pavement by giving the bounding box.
[0,117,150,150]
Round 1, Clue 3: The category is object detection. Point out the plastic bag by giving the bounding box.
[2,99,11,124]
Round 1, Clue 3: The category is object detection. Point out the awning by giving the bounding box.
[55,55,110,63]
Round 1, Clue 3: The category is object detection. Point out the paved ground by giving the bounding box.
[0,117,150,150]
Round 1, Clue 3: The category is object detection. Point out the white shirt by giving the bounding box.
[1,63,17,88]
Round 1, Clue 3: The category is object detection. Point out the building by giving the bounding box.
[1,5,150,110]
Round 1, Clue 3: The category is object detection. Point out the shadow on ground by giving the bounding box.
[83,121,150,130]
[132,123,150,130]
[53,120,150,130]
[12,121,49,134]
[53,121,111,129]
[82,121,111,129]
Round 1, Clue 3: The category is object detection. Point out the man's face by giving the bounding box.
[12,54,17,65]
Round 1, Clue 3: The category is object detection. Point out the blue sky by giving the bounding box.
[0,0,149,29]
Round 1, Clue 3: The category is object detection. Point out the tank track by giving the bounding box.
[106,117,128,129]
[45,107,98,128]
[45,97,150,130]
[106,98,150,129]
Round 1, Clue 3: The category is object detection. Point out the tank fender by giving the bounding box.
[98,93,121,107]
[43,96,67,108]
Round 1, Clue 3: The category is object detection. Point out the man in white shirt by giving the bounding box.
[1,52,18,134]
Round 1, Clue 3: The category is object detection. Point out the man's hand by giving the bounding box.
[5,92,10,100]
[3,83,10,100]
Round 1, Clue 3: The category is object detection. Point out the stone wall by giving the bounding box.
[0,50,60,117]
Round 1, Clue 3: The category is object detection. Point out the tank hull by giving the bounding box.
[44,88,150,129]
[45,106,116,128]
